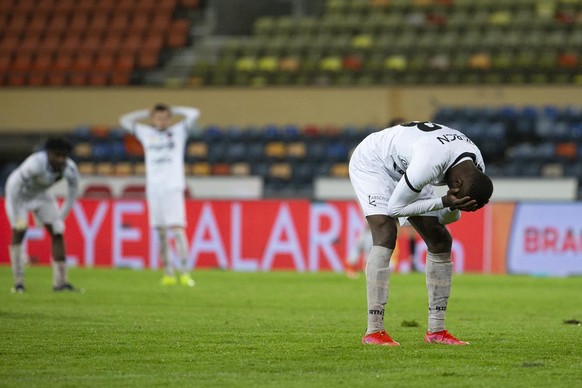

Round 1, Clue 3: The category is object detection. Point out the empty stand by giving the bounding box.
[1,0,199,86]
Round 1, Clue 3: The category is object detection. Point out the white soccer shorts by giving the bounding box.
[349,144,437,221]
[4,190,64,234]
[146,189,187,228]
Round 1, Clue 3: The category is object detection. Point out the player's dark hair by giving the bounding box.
[45,137,72,154]
[459,170,494,207]
[387,117,406,127]
[151,103,171,115]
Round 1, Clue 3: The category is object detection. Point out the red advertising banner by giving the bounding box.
[0,199,488,273]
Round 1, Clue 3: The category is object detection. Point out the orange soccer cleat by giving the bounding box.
[362,330,400,346]
[424,330,469,345]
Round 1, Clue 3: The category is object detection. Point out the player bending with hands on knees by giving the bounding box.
[5,138,79,292]
[120,104,200,287]
[349,121,493,346]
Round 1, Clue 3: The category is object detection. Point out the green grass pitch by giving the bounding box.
[1,267,581,387]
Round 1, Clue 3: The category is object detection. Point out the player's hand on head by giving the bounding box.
[443,188,479,212]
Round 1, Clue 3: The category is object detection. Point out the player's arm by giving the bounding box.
[387,150,446,218]
[171,106,200,132]
[58,161,80,220]
[387,177,444,218]
[119,109,149,134]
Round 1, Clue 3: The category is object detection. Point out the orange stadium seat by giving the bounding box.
[45,14,68,37]
[20,37,40,56]
[167,19,191,48]
[78,35,103,57]
[93,0,116,13]
[76,0,97,14]
[212,163,231,176]
[13,0,35,13]
[60,36,82,56]
[69,13,90,34]
[88,13,110,35]
[11,53,33,72]
[53,0,77,14]
[37,35,61,56]
[124,135,144,158]
[28,14,48,34]
[8,72,27,87]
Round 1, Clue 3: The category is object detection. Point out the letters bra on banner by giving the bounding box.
[508,203,582,276]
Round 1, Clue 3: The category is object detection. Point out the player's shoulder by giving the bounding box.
[26,150,47,166]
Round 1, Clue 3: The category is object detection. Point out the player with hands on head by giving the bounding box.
[120,104,200,287]
[349,120,493,346]
[5,137,79,292]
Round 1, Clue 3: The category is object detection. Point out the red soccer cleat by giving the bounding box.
[362,330,400,346]
[424,330,469,345]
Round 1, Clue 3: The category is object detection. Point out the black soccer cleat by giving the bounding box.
[11,284,25,293]
[53,283,75,292]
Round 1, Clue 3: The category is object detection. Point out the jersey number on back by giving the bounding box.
[401,121,442,132]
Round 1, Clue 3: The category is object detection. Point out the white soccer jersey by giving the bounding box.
[349,121,485,219]
[5,151,79,228]
[119,106,200,193]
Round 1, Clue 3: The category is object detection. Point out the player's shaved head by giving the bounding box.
[458,169,493,208]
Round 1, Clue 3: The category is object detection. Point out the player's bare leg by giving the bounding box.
[361,215,399,346]
[172,226,195,287]
[409,216,468,345]
[158,227,176,285]
[9,229,26,293]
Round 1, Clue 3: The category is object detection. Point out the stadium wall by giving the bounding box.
[0,86,580,131]
[1,199,581,276]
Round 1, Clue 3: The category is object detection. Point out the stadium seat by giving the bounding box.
[134,163,146,175]
[330,163,349,177]
[186,142,208,162]
[264,142,286,160]
[77,162,95,175]
[73,143,92,161]
[230,162,251,176]
[189,162,211,176]
[212,163,231,176]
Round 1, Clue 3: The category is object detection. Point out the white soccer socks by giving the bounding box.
[157,228,175,276]
[425,251,453,333]
[52,260,68,288]
[173,228,190,274]
[365,246,393,335]
[9,244,24,286]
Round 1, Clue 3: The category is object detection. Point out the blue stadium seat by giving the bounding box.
[203,125,223,143]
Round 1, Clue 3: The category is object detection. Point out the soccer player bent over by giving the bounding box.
[349,121,493,346]
[120,104,200,287]
[5,138,79,292]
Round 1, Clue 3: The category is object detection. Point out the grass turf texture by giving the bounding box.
[1,268,581,387]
